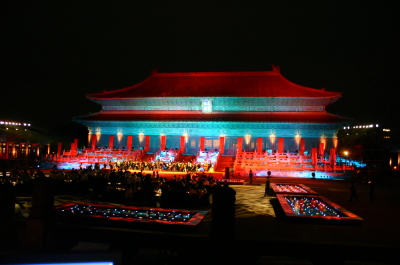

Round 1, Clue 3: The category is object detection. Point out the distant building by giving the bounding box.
[337,124,399,170]
[0,120,49,168]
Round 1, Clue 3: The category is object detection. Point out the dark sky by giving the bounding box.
[2,1,399,132]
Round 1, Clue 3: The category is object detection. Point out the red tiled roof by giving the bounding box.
[88,67,341,99]
[76,111,351,124]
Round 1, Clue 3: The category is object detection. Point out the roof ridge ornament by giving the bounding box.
[272,64,280,73]
[151,67,158,76]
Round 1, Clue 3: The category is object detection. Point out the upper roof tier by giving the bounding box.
[88,65,341,100]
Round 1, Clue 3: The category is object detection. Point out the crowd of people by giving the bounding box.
[105,159,214,173]
[1,166,230,209]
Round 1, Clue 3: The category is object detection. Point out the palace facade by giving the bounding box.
[75,65,351,160]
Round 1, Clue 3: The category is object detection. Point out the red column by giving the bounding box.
[109,135,114,150]
[74,138,78,150]
[319,142,325,158]
[257,137,262,153]
[127,135,133,150]
[219,136,225,154]
[312,148,317,165]
[180,136,185,153]
[91,134,97,150]
[57,143,62,158]
[330,148,336,166]
[5,142,10,159]
[300,138,305,155]
[145,136,150,152]
[278,138,284,153]
[70,142,76,156]
[200,137,205,151]
[160,135,166,150]
[237,137,243,153]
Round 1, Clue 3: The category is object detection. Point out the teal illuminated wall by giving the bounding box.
[85,120,340,154]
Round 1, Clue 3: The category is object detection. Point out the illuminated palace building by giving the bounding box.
[72,65,354,176]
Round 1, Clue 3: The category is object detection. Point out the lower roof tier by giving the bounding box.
[75,111,352,124]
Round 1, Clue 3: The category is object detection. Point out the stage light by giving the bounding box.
[96,129,101,142]
[333,137,338,149]
[269,134,276,146]
[117,131,123,142]
[183,132,189,143]
[295,134,301,147]
[245,134,251,145]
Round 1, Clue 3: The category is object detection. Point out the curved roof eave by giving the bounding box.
[87,68,342,100]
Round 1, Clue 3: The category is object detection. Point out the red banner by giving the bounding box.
[91,134,97,150]
[220,136,225,154]
[300,138,305,155]
[312,148,317,165]
[200,137,205,151]
[319,142,325,157]
[330,148,336,166]
[74,138,78,150]
[109,135,114,150]
[257,137,262,153]
[278,138,284,153]
[127,135,133,150]
[237,137,243,153]
[57,142,62,158]
[70,142,76,156]
[145,136,150,152]
[180,136,185,153]
[161,135,166,150]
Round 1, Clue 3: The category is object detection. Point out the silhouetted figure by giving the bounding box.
[264,177,270,197]
[26,176,56,251]
[349,182,358,202]
[249,169,253,183]
[0,182,16,221]
[211,181,236,240]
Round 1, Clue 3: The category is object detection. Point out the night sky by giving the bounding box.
[2,1,399,132]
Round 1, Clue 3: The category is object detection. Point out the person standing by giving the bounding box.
[264,177,270,197]
[249,169,253,184]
